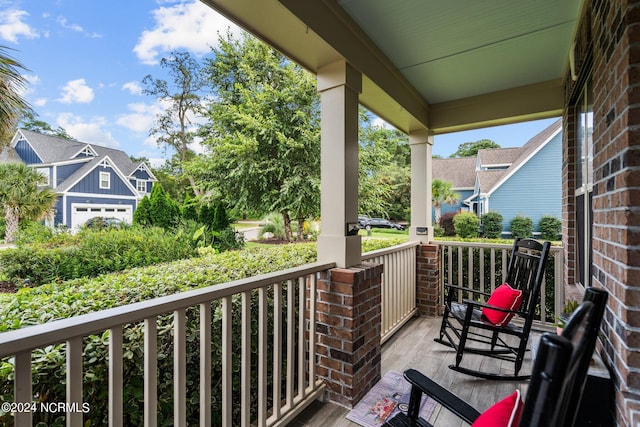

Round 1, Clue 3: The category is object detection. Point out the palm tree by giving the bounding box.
[0,163,57,243]
[0,46,32,144]
[432,179,460,225]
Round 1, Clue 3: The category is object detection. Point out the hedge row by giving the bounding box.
[0,227,198,286]
[0,238,404,425]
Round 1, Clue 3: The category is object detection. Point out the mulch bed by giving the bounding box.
[0,281,17,293]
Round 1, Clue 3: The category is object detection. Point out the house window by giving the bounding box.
[137,179,147,193]
[574,74,593,288]
[99,171,111,189]
[35,168,50,186]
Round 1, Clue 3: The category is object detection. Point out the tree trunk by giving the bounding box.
[296,214,305,241]
[4,205,19,243]
[282,211,293,242]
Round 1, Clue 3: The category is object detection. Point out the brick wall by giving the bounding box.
[416,244,440,316]
[315,263,383,407]
[576,1,640,425]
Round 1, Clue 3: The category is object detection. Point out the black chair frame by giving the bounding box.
[385,287,608,427]
[434,238,551,380]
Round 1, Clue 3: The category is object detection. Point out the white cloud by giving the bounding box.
[116,102,163,134]
[58,78,94,104]
[56,16,101,38]
[0,9,39,43]
[122,81,143,95]
[33,98,47,107]
[133,0,241,65]
[56,113,120,148]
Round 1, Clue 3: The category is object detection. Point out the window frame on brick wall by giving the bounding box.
[573,73,593,289]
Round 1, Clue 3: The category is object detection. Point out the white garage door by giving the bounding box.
[71,204,133,229]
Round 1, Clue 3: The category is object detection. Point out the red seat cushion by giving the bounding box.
[471,390,523,427]
[482,283,523,326]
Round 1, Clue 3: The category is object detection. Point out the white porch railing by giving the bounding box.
[0,262,334,427]
[438,241,564,327]
[362,241,419,344]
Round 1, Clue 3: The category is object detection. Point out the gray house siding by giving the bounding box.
[69,168,136,196]
[14,139,41,164]
[487,132,562,232]
[54,198,64,225]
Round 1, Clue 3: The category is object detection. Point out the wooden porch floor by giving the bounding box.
[289,315,532,427]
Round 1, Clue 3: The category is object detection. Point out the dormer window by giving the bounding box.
[36,168,50,186]
[137,179,147,193]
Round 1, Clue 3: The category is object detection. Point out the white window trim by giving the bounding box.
[137,179,147,193]
[99,171,111,189]
[36,167,50,186]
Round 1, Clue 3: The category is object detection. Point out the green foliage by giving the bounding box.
[14,220,54,244]
[449,139,500,158]
[432,179,459,224]
[481,211,503,239]
[259,212,286,240]
[0,227,197,286]
[149,184,179,229]
[538,215,561,241]
[191,31,320,240]
[132,195,152,226]
[0,46,32,144]
[213,227,245,252]
[181,194,199,221]
[510,215,534,239]
[453,212,479,238]
[212,201,230,231]
[199,203,216,228]
[439,211,457,236]
[0,244,318,425]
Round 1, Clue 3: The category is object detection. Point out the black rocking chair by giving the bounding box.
[434,238,551,380]
[384,287,608,427]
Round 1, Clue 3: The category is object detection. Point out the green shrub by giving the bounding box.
[538,215,561,241]
[14,220,54,245]
[132,195,152,226]
[213,227,245,252]
[433,224,444,237]
[0,244,318,426]
[510,215,534,239]
[481,211,503,239]
[453,212,479,238]
[0,227,197,286]
[259,212,286,240]
[439,212,456,236]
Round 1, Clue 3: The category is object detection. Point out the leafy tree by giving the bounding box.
[133,195,152,226]
[181,194,199,221]
[142,50,207,196]
[193,32,320,242]
[0,163,56,242]
[358,109,410,220]
[432,179,459,224]
[449,139,500,158]
[1,46,32,147]
[149,184,179,229]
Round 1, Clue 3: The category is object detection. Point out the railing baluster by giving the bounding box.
[286,280,295,409]
[222,296,232,425]
[258,287,267,427]
[174,309,186,427]
[480,248,485,299]
[14,350,32,427]
[144,317,157,427]
[200,303,211,426]
[308,274,317,390]
[298,277,305,400]
[109,326,123,427]
[241,291,251,427]
[66,336,83,427]
[272,283,282,420]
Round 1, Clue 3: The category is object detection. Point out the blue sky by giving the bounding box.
[1,0,559,165]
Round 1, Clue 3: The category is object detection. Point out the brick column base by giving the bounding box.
[316,262,383,407]
[416,244,440,316]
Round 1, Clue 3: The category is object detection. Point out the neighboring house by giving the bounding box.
[4,129,156,229]
[433,119,562,235]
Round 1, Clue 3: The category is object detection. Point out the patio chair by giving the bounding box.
[434,237,551,380]
[384,289,608,427]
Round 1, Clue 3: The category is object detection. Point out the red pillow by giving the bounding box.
[482,283,523,326]
[472,390,523,427]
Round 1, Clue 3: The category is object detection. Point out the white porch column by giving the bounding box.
[409,129,434,242]
[316,60,362,268]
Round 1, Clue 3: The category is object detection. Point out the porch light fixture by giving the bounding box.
[346,222,359,236]
[416,227,428,235]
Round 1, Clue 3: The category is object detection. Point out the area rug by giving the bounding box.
[346,370,437,427]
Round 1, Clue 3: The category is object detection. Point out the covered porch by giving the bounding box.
[1,0,639,426]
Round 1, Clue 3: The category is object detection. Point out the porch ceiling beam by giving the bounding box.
[429,79,564,134]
